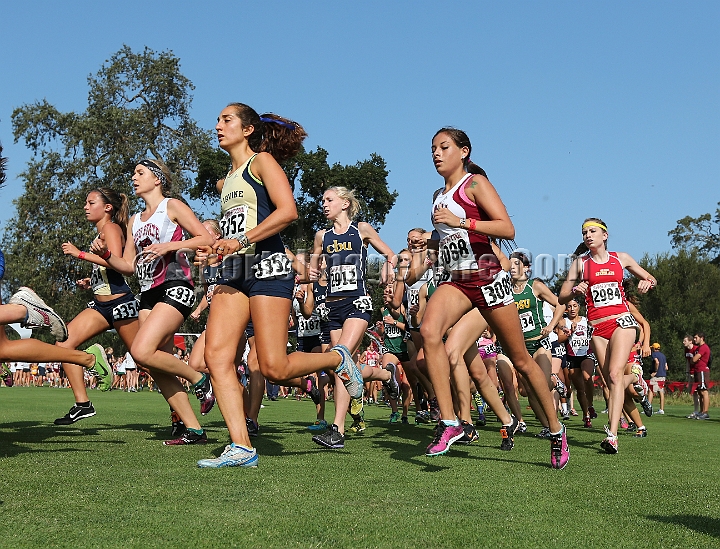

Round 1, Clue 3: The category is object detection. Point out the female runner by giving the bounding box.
[558,218,656,454]
[92,158,216,445]
[197,105,390,467]
[55,188,140,424]
[405,127,568,468]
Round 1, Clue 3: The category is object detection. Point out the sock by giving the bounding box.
[441,419,460,427]
[192,374,206,389]
[230,443,253,451]
[187,427,203,435]
[76,401,90,407]
[561,403,568,414]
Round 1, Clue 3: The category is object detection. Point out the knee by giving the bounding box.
[130,343,153,366]
[420,324,442,347]
[607,370,624,386]
[257,355,289,382]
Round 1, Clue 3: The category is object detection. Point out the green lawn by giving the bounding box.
[0,387,719,548]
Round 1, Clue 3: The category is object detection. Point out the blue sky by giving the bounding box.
[1,2,718,276]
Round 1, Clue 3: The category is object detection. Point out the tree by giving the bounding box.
[2,45,214,344]
[668,203,720,264]
[637,250,720,380]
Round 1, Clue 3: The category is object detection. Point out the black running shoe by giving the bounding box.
[415,411,431,424]
[54,403,96,425]
[401,416,409,424]
[304,376,321,405]
[246,417,259,437]
[500,416,519,451]
[640,397,653,417]
[456,420,479,444]
[170,411,186,437]
[429,398,440,422]
[312,424,345,449]
[633,427,648,438]
[535,427,551,439]
[382,363,400,401]
[163,430,207,445]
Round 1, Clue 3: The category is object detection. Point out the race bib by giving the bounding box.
[439,232,474,270]
[353,295,373,313]
[206,283,217,305]
[90,266,105,293]
[481,270,513,308]
[253,252,292,280]
[435,265,451,285]
[330,264,358,292]
[591,281,623,308]
[540,337,553,351]
[384,322,403,339]
[220,205,248,240]
[135,251,157,291]
[616,313,639,330]
[165,285,195,308]
[315,302,329,323]
[112,300,139,322]
[298,316,321,337]
[407,288,420,308]
[518,311,536,333]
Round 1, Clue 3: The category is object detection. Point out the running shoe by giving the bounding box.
[163,430,207,446]
[197,444,258,468]
[415,411,431,424]
[686,412,699,419]
[456,420,479,444]
[246,417,259,437]
[382,363,400,401]
[517,421,528,434]
[561,409,570,421]
[475,412,487,427]
[500,416,519,451]
[193,373,216,415]
[696,412,710,420]
[626,422,637,432]
[331,344,363,399]
[9,286,68,342]
[639,397,653,417]
[569,408,579,416]
[347,418,366,433]
[312,424,345,449]
[85,343,112,391]
[1,363,13,387]
[600,426,618,454]
[588,405,598,419]
[428,398,440,422]
[350,397,364,418]
[551,374,568,398]
[304,376,321,405]
[583,416,592,429]
[633,427,647,438]
[619,417,629,430]
[401,416,409,424]
[656,409,665,415]
[425,421,465,456]
[550,424,569,469]
[170,410,186,437]
[535,427,551,439]
[389,411,401,424]
[307,419,328,431]
[600,408,608,414]
[54,403,96,425]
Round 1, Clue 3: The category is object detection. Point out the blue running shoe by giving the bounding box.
[331,344,363,399]
[307,419,328,431]
[197,444,258,468]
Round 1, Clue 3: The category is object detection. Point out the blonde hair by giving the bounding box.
[202,219,222,238]
[327,186,361,220]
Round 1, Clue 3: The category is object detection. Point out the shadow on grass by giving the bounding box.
[647,514,720,538]
[0,421,126,458]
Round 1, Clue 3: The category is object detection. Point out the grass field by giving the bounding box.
[1,387,719,548]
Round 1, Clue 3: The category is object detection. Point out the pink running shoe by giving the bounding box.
[601,426,619,454]
[425,422,465,456]
[550,425,569,469]
[588,405,598,419]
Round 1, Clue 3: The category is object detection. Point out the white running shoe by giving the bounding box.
[9,286,68,342]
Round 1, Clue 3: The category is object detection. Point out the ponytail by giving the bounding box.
[93,187,130,235]
[227,103,307,163]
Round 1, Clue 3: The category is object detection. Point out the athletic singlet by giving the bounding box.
[405,269,433,329]
[220,154,285,258]
[294,286,321,338]
[512,279,546,340]
[312,280,329,323]
[431,174,498,274]
[581,251,630,321]
[383,307,407,356]
[89,233,131,296]
[477,336,497,359]
[132,198,192,292]
[323,222,368,298]
[564,316,591,357]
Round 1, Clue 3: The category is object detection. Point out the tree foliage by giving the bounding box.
[668,203,720,264]
[2,46,214,343]
[637,250,720,380]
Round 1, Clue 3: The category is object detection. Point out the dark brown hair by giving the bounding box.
[227,103,307,163]
[90,188,130,235]
[433,127,487,177]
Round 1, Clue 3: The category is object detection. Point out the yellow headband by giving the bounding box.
[582,221,607,231]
